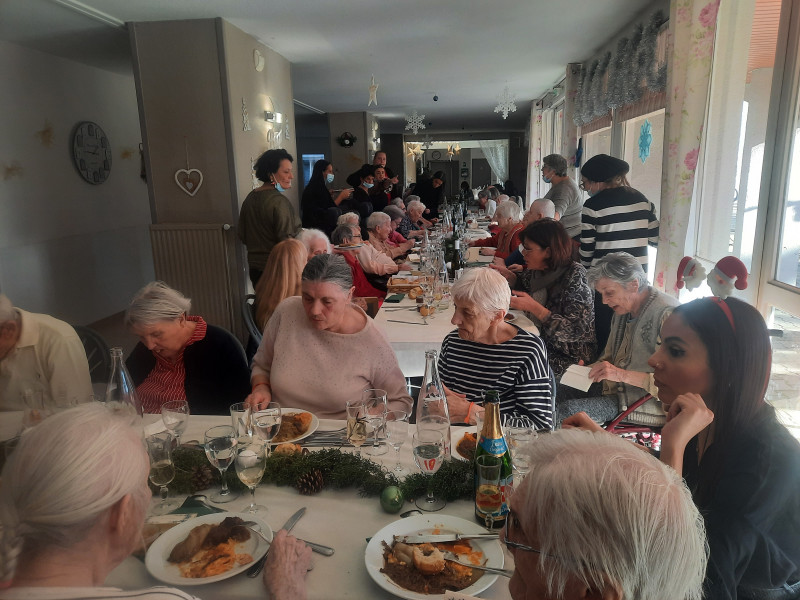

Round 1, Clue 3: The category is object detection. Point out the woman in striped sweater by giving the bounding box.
[438,267,553,430]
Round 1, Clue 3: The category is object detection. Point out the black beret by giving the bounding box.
[580,154,629,182]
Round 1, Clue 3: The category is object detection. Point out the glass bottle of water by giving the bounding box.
[105,347,143,421]
[416,349,451,458]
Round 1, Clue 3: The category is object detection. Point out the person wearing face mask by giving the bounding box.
[341,164,376,221]
[300,159,352,235]
[579,154,659,351]
[541,154,581,239]
[238,149,302,286]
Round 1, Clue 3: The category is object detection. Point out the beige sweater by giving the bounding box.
[252,297,412,419]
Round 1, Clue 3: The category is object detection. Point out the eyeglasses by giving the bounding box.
[351,234,363,240]
[502,510,558,558]
[579,180,590,191]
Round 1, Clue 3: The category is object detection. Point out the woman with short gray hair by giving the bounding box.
[469,200,525,260]
[125,281,251,415]
[248,254,411,418]
[296,228,331,260]
[556,251,678,425]
[437,268,552,428]
[367,211,414,260]
[397,199,427,239]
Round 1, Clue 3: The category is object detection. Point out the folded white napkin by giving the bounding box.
[560,365,593,392]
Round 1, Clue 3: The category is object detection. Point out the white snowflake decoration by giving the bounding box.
[420,134,434,150]
[494,86,517,119]
[404,110,426,135]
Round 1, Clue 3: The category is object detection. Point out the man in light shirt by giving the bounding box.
[0,294,92,411]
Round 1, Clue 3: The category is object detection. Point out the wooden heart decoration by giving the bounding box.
[174,168,204,197]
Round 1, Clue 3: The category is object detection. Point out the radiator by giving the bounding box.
[149,224,237,332]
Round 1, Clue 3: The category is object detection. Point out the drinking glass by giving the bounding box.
[346,400,368,456]
[161,400,189,446]
[230,402,253,441]
[417,414,451,459]
[145,431,178,515]
[385,410,409,473]
[362,389,388,456]
[421,288,435,325]
[412,430,446,511]
[235,442,267,513]
[204,425,239,503]
[252,403,282,456]
[503,415,536,479]
[475,455,503,529]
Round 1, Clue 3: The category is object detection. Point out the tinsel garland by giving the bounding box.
[167,446,475,502]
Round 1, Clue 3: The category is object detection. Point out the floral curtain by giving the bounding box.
[478,140,509,183]
[654,0,721,295]
[527,105,543,201]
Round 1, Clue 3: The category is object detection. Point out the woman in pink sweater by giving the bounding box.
[247,254,412,418]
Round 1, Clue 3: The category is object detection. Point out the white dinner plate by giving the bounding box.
[273,409,319,444]
[453,432,476,462]
[145,512,272,586]
[364,514,504,599]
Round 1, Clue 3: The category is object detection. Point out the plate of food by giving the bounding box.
[334,243,364,250]
[503,312,516,322]
[455,431,477,461]
[365,514,504,599]
[273,409,319,444]
[145,513,271,585]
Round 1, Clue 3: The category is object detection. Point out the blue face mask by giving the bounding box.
[275,182,288,193]
[326,173,335,184]
[542,175,552,184]
[587,188,598,197]
[363,182,374,189]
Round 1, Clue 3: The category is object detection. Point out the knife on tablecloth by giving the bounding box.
[247,507,306,577]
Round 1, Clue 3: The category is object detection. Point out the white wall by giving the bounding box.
[0,40,153,324]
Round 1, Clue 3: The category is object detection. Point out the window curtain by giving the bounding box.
[654,0,721,295]
[527,106,544,201]
[478,140,509,183]
[564,64,581,178]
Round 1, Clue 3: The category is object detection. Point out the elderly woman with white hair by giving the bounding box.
[0,403,311,598]
[366,211,414,260]
[469,201,525,259]
[296,228,331,261]
[507,428,706,600]
[396,197,427,239]
[438,268,552,429]
[125,281,251,415]
[555,252,678,425]
[247,254,411,417]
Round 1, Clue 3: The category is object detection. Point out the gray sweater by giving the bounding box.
[544,177,582,237]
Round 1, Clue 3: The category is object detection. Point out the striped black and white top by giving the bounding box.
[438,327,553,430]
[580,186,659,272]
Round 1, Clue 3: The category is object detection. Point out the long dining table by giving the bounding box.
[0,412,514,600]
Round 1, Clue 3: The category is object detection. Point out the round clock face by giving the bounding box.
[72,121,112,184]
[431,150,442,160]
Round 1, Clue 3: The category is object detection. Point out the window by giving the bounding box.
[582,126,611,165]
[622,109,665,214]
[301,153,325,188]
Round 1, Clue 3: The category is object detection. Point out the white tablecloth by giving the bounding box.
[375,297,539,378]
[103,415,514,600]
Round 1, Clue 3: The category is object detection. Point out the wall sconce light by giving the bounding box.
[264,111,283,123]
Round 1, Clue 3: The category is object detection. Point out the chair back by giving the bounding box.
[243,294,262,346]
[72,325,112,384]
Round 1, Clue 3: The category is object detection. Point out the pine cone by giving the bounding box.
[190,464,216,491]
[296,468,324,495]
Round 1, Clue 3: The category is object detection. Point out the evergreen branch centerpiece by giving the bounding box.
[169,445,474,503]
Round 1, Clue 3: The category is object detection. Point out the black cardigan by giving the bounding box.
[126,325,251,415]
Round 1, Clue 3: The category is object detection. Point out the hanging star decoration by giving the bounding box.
[447,145,455,160]
[404,111,426,135]
[368,75,379,107]
[638,119,653,164]
[420,134,434,150]
[494,86,517,119]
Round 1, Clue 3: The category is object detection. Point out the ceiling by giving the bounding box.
[0,0,655,134]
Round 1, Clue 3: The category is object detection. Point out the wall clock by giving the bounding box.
[431,150,442,160]
[72,121,112,184]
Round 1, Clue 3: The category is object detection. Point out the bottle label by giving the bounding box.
[478,437,506,455]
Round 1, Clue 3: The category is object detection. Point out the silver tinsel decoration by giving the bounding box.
[589,52,611,120]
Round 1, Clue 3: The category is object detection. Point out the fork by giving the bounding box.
[441,551,513,578]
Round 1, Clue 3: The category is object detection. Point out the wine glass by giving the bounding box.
[475,455,503,529]
[253,403,282,456]
[235,442,267,513]
[161,400,189,446]
[362,389,388,456]
[204,425,239,503]
[385,410,409,473]
[417,413,452,460]
[412,430,446,511]
[346,400,368,456]
[145,431,179,515]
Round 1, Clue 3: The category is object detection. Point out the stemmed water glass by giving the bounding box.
[161,400,189,447]
[235,442,267,513]
[475,455,503,530]
[412,430,446,511]
[346,400,368,456]
[363,389,388,456]
[253,403,282,456]
[146,431,179,515]
[204,425,239,503]
[385,410,409,473]
[503,414,536,480]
